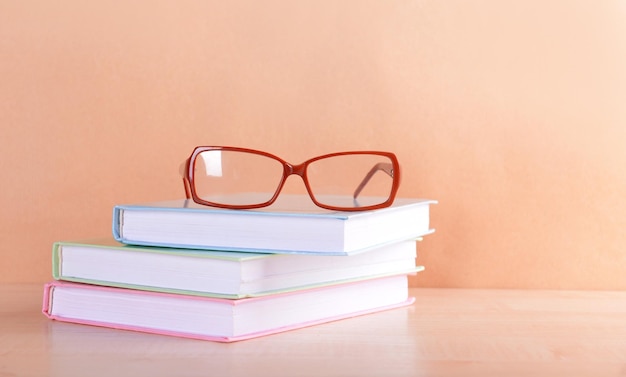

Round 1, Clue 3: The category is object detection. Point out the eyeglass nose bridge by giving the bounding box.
[284,162,307,177]
[278,161,312,195]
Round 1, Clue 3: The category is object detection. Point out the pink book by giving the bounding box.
[42,275,414,342]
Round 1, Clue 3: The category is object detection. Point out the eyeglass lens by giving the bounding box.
[306,154,394,208]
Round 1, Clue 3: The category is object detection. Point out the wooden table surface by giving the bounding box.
[2,284,625,377]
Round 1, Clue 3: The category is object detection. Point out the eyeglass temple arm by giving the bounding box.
[353,162,394,199]
[179,159,192,199]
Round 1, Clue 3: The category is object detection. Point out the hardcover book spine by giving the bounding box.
[51,243,62,280]
[111,206,123,242]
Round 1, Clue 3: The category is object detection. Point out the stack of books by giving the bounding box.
[42,194,436,342]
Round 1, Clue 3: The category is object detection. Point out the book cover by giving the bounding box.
[42,275,415,342]
[113,195,436,255]
[52,238,423,298]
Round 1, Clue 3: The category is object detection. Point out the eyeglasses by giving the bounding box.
[181,146,400,211]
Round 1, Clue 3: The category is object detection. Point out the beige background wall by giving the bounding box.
[2,1,625,289]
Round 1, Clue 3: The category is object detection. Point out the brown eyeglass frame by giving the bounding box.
[181,146,401,211]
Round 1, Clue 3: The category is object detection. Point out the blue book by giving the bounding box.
[113,195,436,255]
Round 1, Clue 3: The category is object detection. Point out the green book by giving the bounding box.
[53,238,423,299]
